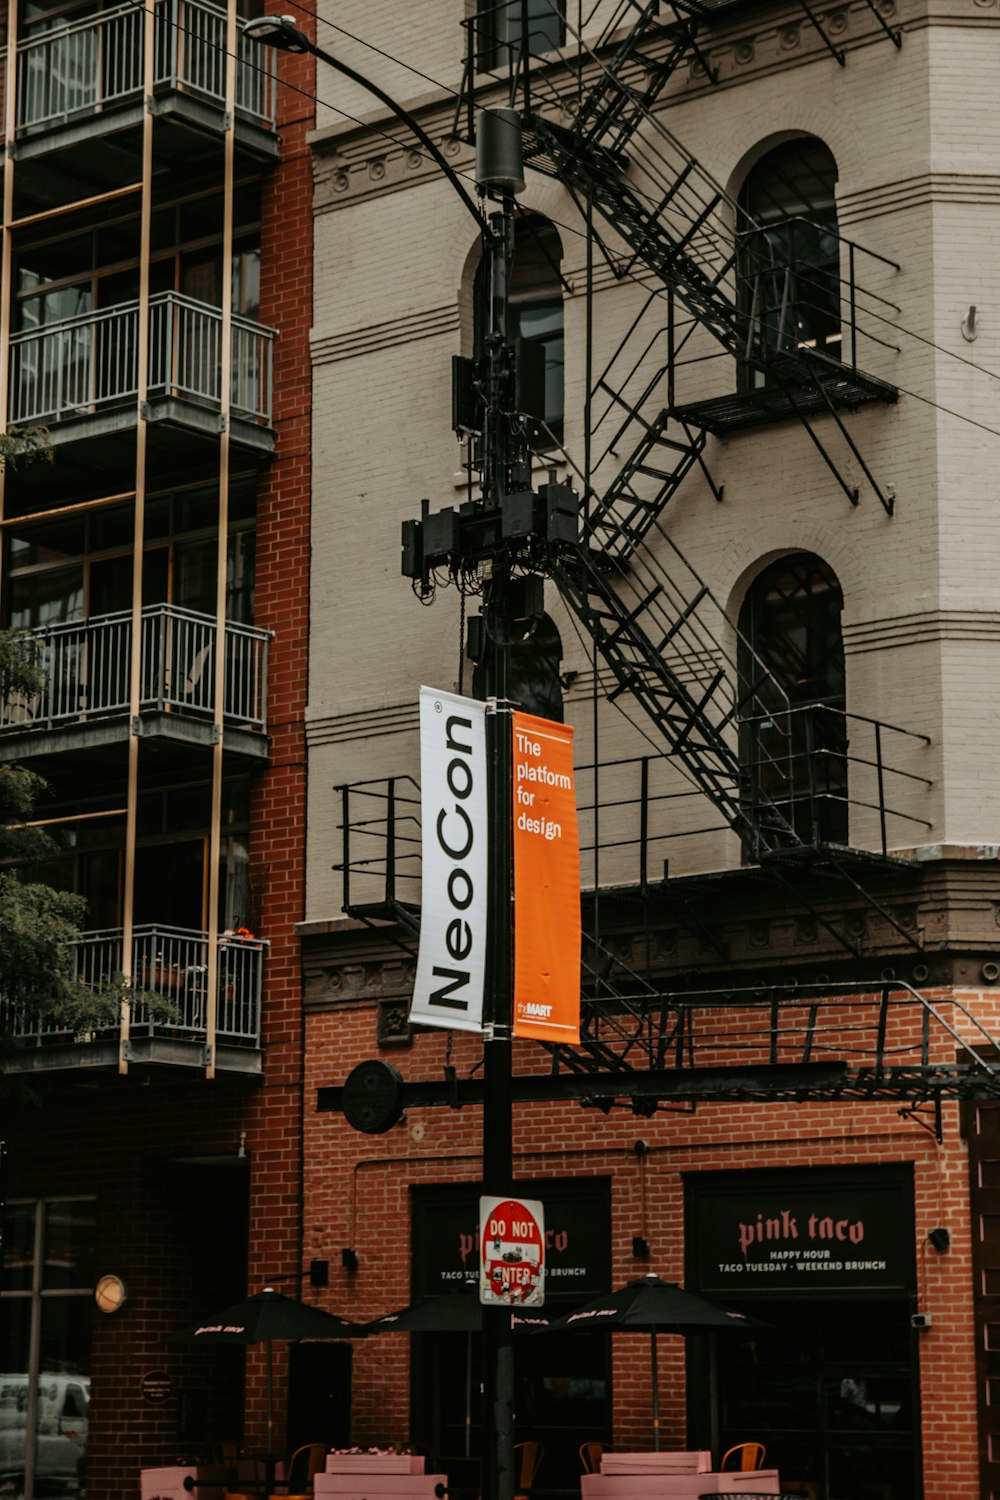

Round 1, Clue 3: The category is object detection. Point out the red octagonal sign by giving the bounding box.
[479,1195,545,1307]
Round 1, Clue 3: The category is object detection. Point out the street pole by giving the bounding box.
[243,26,526,1496]
[479,178,518,1500]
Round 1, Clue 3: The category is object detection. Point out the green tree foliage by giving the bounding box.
[0,426,54,472]
[0,630,114,1040]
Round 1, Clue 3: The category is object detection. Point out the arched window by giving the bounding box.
[737,139,841,387]
[738,553,847,850]
[474,213,564,448]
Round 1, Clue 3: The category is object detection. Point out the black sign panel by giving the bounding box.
[686,1165,916,1298]
[411,1177,610,1302]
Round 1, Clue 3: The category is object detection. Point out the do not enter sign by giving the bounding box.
[480,1195,545,1307]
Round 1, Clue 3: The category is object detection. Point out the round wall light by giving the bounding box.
[95,1274,128,1314]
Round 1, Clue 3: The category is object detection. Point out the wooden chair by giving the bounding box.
[217,1441,256,1500]
[721,1442,766,1472]
[514,1441,543,1500]
[579,1443,604,1475]
[268,1443,327,1500]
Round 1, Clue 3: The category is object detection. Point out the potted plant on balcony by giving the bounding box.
[140,952,187,992]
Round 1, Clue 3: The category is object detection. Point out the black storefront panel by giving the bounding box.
[411,1177,611,1302]
[409,1179,612,1499]
[685,1166,920,1500]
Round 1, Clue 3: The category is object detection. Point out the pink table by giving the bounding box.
[582,1452,782,1499]
[316,1456,446,1500]
[141,1460,287,1500]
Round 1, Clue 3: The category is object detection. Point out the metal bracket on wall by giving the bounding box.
[898,1096,943,1144]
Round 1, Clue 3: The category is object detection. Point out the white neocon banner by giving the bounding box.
[410,686,488,1033]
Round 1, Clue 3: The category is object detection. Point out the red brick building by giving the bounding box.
[0,4,315,1495]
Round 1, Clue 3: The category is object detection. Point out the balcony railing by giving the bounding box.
[734,217,901,374]
[0,605,270,733]
[15,0,275,134]
[1,924,264,1050]
[9,292,275,428]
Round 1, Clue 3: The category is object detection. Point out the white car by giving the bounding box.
[0,1376,89,1499]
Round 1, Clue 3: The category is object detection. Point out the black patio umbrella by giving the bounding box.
[542,1275,764,1451]
[167,1288,366,1477]
[365,1290,550,1455]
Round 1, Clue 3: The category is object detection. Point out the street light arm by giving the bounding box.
[247,17,492,237]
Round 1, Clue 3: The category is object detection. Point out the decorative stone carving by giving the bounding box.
[377,999,413,1046]
[748,920,770,949]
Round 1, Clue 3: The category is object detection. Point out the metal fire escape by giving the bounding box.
[327,1,1000,1112]
[448,0,904,861]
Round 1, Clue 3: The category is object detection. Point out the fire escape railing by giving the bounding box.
[14,0,275,134]
[333,734,930,926]
[9,292,275,428]
[328,769,1000,1103]
[0,606,270,733]
[1,925,265,1049]
[735,218,901,378]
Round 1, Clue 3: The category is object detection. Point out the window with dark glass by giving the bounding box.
[15,776,252,933]
[737,139,841,387]
[717,1299,918,1500]
[737,552,847,851]
[477,0,565,70]
[475,215,564,448]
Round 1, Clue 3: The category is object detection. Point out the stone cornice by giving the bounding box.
[311,302,460,366]
[306,698,419,746]
[301,853,1000,1010]
[308,0,923,216]
[844,610,1000,654]
[839,172,1000,227]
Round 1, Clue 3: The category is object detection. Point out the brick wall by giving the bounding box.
[240,13,316,1457]
[301,1001,983,1496]
[0,20,316,1500]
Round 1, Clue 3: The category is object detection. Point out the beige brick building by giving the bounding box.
[297,1,1000,1496]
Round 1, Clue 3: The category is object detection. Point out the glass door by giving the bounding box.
[0,1199,96,1500]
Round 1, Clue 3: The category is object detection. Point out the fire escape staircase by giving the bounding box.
[496,0,900,866]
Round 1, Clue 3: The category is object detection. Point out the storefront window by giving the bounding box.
[0,1198,95,1500]
[718,1299,916,1499]
[685,1167,919,1500]
[409,1181,611,1499]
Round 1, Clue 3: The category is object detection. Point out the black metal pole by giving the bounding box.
[480,190,517,1500]
[482,612,515,1500]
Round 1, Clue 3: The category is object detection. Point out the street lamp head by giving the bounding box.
[243,14,309,51]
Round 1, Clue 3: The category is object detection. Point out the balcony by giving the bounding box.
[0,605,271,764]
[9,292,275,472]
[0,924,264,1075]
[9,0,277,208]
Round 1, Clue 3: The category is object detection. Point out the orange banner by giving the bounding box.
[512,711,581,1043]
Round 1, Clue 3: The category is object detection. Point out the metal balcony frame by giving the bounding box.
[13,0,276,137]
[1,923,265,1061]
[9,291,276,430]
[0,605,271,736]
